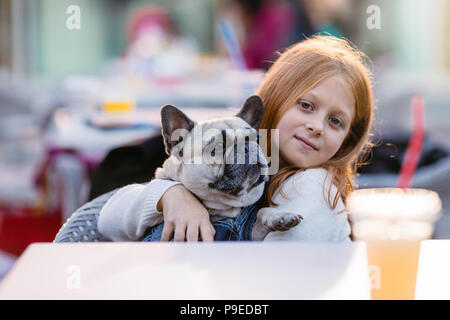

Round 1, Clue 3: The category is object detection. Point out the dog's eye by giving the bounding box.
[207,137,215,144]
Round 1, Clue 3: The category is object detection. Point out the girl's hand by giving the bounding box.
[157,184,215,242]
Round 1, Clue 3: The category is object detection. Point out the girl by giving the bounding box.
[97,35,374,242]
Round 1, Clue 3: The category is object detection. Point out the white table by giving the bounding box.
[0,242,371,300]
[415,240,450,299]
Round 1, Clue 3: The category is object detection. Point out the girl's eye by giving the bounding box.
[329,117,342,127]
[299,101,313,110]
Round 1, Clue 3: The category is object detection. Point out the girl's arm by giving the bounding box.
[97,179,180,241]
[264,168,352,242]
[97,179,215,242]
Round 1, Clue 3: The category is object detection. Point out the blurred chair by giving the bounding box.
[0,156,63,256]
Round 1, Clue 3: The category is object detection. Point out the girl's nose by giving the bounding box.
[306,122,323,136]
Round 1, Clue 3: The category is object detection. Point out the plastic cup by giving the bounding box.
[347,188,442,300]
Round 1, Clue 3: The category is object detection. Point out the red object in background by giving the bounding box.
[396,95,425,189]
[0,205,62,257]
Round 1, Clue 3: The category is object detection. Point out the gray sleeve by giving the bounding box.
[97,179,181,241]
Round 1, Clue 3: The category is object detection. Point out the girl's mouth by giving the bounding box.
[294,136,318,151]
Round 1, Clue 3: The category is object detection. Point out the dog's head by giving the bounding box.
[158,95,268,209]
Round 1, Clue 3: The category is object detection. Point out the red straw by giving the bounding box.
[396,95,425,189]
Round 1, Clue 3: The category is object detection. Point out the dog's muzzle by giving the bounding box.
[208,142,267,196]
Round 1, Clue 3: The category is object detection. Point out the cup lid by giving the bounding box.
[347,188,442,221]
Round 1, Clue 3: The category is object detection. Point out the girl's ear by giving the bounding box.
[160,105,195,155]
[236,95,264,129]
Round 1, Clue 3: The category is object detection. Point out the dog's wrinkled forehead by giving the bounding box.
[193,117,258,144]
[203,116,253,129]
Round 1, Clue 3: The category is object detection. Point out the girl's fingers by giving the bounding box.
[186,225,199,242]
[200,222,215,242]
[174,223,187,242]
[161,222,175,242]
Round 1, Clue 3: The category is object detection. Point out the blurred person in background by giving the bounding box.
[122,3,198,80]
[217,0,351,70]
[302,0,350,38]
[125,4,177,53]
[219,0,300,69]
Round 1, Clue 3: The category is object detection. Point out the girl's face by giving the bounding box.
[275,76,355,168]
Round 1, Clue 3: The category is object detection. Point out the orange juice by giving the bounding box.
[366,240,421,300]
[347,188,442,300]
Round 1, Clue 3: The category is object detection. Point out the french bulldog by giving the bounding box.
[155,95,302,240]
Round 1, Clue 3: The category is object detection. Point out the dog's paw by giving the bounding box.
[258,207,303,232]
[266,213,303,231]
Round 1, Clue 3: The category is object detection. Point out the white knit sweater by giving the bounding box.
[97,168,351,242]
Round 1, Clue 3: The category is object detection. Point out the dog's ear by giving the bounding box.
[236,95,264,129]
[160,105,195,155]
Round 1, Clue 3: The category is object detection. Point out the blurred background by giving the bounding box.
[1,0,450,279]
